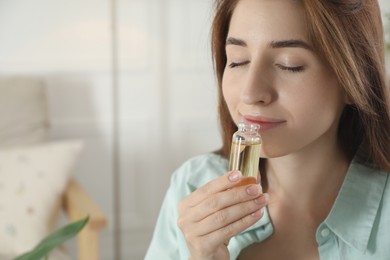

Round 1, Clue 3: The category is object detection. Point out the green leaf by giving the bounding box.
[15,216,89,260]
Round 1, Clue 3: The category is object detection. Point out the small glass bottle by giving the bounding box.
[228,122,261,186]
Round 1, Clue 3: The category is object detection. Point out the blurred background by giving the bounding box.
[0,0,389,259]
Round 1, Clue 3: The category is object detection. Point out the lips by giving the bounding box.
[243,115,286,131]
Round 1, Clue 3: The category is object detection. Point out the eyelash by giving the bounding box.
[228,61,304,73]
[228,61,250,68]
[275,64,305,72]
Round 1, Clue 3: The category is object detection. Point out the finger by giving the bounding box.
[257,170,263,193]
[190,183,263,222]
[178,170,242,212]
[192,193,269,236]
[195,207,265,253]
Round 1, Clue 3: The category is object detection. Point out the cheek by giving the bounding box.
[281,71,343,113]
[222,77,238,107]
[282,87,344,128]
[222,78,242,123]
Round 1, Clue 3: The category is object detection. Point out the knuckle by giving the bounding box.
[183,230,201,248]
[177,217,185,230]
[184,232,195,243]
[177,215,191,232]
[199,182,212,195]
[222,224,235,237]
[232,188,243,202]
[239,215,250,226]
[205,197,219,210]
[214,211,228,224]
[244,200,258,213]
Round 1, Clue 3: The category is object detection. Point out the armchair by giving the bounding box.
[0,76,107,260]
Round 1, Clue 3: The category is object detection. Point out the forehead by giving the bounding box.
[229,0,309,44]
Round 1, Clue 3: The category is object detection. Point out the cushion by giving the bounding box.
[0,76,49,147]
[0,140,83,257]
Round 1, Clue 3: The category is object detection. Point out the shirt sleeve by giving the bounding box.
[144,171,190,259]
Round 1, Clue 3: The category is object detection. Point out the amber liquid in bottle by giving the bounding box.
[228,123,261,186]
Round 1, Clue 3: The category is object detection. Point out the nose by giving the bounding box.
[240,66,274,105]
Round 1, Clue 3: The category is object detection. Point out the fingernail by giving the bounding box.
[254,193,269,205]
[246,185,259,196]
[229,171,242,182]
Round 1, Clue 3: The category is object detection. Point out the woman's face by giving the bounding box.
[223,0,348,158]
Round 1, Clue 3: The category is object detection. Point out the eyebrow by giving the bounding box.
[270,40,312,50]
[225,37,247,47]
[225,37,312,50]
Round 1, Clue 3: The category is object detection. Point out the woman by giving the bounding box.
[146,0,390,259]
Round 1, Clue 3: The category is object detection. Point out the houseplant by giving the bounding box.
[15,216,89,260]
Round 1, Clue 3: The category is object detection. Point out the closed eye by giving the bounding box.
[228,61,250,68]
[276,64,304,72]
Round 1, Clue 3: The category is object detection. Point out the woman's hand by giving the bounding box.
[177,170,269,260]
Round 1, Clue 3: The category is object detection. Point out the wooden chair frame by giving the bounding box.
[63,178,107,260]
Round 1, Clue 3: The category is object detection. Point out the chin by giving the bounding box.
[260,146,289,159]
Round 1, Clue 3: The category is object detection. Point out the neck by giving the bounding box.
[263,139,350,222]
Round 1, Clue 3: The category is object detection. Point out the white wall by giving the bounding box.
[0,1,389,259]
[0,0,220,259]
[381,0,390,13]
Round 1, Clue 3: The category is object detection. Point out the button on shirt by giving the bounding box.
[320,228,330,238]
[145,153,390,260]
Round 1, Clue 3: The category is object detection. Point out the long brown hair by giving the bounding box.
[211,0,390,171]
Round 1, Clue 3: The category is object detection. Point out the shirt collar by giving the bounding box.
[229,204,273,259]
[324,159,388,252]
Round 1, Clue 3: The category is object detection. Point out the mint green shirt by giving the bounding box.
[145,153,390,259]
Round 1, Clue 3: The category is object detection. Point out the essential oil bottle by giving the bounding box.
[228,122,261,186]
